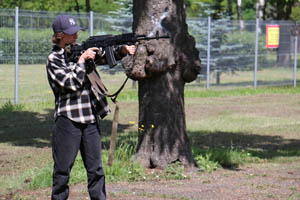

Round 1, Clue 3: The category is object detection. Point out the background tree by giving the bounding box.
[211,0,224,19]
[2,0,300,21]
[0,0,119,14]
[291,1,300,51]
[291,1,300,22]
[122,0,201,169]
[237,0,244,29]
[263,0,299,66]
[227,0,233,18]
[256,0,265,20]
[85,0,91,13]
[241,0,257,20]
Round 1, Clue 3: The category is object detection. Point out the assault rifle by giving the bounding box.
[66,32,170,68]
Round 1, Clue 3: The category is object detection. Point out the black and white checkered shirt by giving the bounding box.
[46,45,110,124]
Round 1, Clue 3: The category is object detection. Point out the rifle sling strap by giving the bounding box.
[87,70,128,103]
[87,68,128,166]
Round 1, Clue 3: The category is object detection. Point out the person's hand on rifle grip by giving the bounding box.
[121,45,136,56]
[78,47,99,64]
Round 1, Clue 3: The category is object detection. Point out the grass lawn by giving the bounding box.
[0,64,300,198]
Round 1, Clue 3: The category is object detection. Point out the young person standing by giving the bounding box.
[46,15,135,200]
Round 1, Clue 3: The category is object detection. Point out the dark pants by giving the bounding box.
[51,116,106,200]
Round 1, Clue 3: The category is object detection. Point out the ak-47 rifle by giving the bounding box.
[66,32,169,68]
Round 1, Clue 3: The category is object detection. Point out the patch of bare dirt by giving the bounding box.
[2,94,300,200]
[8,160,300,200]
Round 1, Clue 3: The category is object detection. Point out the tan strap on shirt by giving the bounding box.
[86,61,128,166]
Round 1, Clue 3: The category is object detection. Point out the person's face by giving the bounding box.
[61,32,78,46]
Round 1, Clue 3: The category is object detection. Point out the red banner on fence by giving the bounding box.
[266,25,280,48]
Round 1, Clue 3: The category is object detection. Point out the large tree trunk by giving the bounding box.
[122,0,201,169]
[274,2,294,67]
[277,21,292,67]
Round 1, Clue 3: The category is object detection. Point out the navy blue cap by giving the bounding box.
[52,15,83,34]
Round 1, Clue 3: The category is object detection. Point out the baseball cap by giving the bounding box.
[52,15,83,35]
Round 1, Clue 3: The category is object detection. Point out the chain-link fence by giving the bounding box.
[188,17,299,89]
[0,8,129,64]
[0,8,299,104]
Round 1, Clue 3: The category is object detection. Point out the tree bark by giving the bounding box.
[122,0,201,169]
[85,0,91,13]
[256,0,265,20]
[268,1,295,66]
[237,0,244,30]
[227,0,233,17]
[277,21,292,67]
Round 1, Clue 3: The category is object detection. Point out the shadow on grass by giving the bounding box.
[188,130,300,160]
[0,108,131,148]
[1,108,299,161]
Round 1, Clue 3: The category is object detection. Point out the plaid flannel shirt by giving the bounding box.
[46,45,110,124]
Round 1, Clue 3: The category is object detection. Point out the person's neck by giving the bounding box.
[58,43,65,48]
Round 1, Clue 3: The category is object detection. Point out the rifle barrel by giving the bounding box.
[136,35,170,41]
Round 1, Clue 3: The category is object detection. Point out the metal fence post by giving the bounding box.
[294,21,298,88]
[206,16,211,89]
[254,18,259,90]
[90,11,94,36]
[15,7,19,104]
